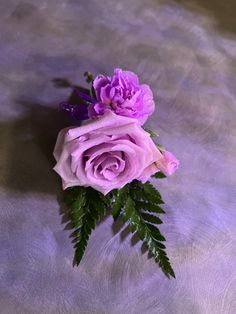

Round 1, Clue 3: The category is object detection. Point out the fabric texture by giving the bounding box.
[0,0,236,313]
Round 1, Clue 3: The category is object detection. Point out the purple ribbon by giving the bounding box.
[60,88,96,121]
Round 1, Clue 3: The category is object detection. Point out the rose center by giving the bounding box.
[92,152,125,181]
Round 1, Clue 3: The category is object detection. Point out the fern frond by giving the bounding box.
[120,183,175,278]
[64,187,108,267]
[141,212,163,225]
[142,181,165,204]
[112,185,129,220]
[152,172,167,179]
[135,200,165,214]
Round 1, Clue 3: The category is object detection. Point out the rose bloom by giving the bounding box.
[53,112,163,195]
[88,68,155,125]
[156,151,179,176]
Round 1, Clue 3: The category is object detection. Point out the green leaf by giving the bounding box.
[86,188,107,220]
[64,187,82,206]
[123,197,135,221]
[152,172,167,179]
[64,187,108,267]
[143,128,159,138]
[135,200,165,214]
[142,182,165,204]
[141,213,163,225]
[156,144,165,152]
[156,249,176,278]
[112,186,128,220]
[101,193,113,207]
[130,181,164,205]
[64,181,175,278]
[114,182,175,278]
[146,223,166,241]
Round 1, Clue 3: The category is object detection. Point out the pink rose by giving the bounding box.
[53,111,163,195]
[156,151,179,176]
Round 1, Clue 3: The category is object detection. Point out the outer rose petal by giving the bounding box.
[138,163,159,183]
[53,111,164,194]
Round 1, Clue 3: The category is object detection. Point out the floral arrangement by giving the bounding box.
[53,69,179,278]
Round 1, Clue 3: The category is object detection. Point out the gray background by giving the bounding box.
[0,0,236,313]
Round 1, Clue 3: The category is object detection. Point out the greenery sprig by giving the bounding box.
[63,174,175,278]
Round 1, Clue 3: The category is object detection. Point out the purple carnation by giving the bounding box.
[88,68,155,125]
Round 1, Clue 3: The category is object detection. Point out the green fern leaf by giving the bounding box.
[152,172,167,179]
[143,128,158,138]
[146,223,166,241]
[112,186,128,220]
[116,182,175,278]
[142,181,165,204]
[123,197,135,222]
[64,187,82,206]
[156,249,176,278]
[141,213,163,225]
[64,187,108,267]
[135,200,165,214]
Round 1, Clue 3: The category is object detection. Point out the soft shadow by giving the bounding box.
[112,218,147,250]
[0,101,68,195]
[0,81,89,195]
[58,193,72,231]
[112,218,126,235]
[112,218,132,243]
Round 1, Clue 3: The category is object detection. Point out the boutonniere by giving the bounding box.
[53,69,179,278]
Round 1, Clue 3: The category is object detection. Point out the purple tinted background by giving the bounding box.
[0,0,236,313]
